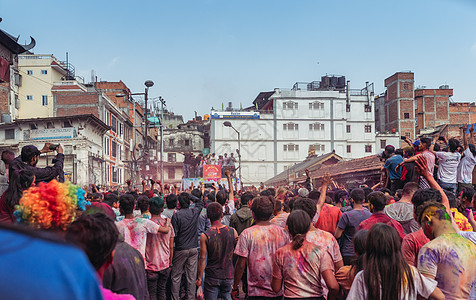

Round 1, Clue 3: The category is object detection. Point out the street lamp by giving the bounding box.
[223,121,241,185]
[144,80,154,152]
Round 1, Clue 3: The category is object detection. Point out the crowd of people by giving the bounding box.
[182,152,237,178]
[0,127,476,300]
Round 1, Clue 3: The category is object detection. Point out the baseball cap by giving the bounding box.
[413,140,421,147]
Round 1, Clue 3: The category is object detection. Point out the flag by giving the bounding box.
[240,102,243,110]
[222,102,224,110]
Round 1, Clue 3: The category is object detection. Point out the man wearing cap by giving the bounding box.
[9,143,64,183]
[384,145,403,195]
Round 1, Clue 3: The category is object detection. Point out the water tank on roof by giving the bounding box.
[439,85,450,89]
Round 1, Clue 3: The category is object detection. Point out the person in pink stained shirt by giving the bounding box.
[232,196,290,300]
[272,209,339,300]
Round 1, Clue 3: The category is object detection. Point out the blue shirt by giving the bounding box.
[0,226,103,300]
[384,155,403,180]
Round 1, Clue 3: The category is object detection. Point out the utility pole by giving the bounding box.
[159,96,166,184]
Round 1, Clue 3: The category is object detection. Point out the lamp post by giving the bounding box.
[116,79,154,187]
[144,80,154,152]
[223,121,241,185]
[158,97,166,184]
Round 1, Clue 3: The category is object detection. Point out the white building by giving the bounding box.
[211,76,377,186]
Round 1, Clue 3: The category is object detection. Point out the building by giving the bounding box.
[0,25,35,123]
[211,75,376,186]
[382,72,416,143]
[17,53,75,119]
[0,114,109,186]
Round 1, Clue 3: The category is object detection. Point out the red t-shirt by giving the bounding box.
[358,212,405,240]
[401,228,430,267]
[315,204,342,235]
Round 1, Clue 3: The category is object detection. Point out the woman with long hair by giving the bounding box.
[0,169,35,223]
[271,209,339,300]
[347,223,444,300]
[335,229,368,296]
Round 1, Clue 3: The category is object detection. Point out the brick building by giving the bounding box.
[383,72,416,142]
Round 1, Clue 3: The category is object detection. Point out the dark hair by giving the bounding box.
[461,187,475,203]
[1,150,14,165]
[65,213,118,270]
[364,223,414,300]
[250,196,274,221]
[308,189,320,200]
[207,191,216,202]
[103,193,119,208]
[416,201,449,225]
[266,188,276,197]
[420,137,432,148]
[178,192,191,209]
[377,187,392,196]
[351,229,368,276]
[149,197,163,215]
[166,194,178,209]
[216,190,227,206]
[292,198,316,220]
[91,193,102,201]
[191,188,202,199]
[273,199,283,215]
[207,202,223,222]
[20,146,40,163]
[448,138,460,152]
[240,191,254,206]
[287,210,311,250]
[367,191,387,212]
[411,188,442,208]
[333,189,348,205]
[260,189,272,197]
[119,194,135,215]
[5,169,35,208]
[395,148,404,157]
[363,187,373,200]
[350,188,365,204]
[402,182,419,197]
[137,195,150,213]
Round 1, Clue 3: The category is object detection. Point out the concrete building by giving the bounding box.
[0,114,109,186]
[17,54,75,119]
[211,76,376,186]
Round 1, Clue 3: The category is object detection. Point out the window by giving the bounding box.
[111,141,117,158]
[347,145,351,153]
[311,143,325,152]
[42,95,48,106]
[168,153,176,162]
[403,83,410,90]
[284,123,299,131]
[112,167,118,183]
[105,137,110,155]
[380,140,387,149]
[105,164,110,183]
[46,122,54,128]
[404,112,410,119]
[346,105,351,112]
[283,144,299,151]
[5,129,14,140]
[30,123,37,130]
[365,105,372,112]
[63,121,72,128]
[184,139,190,146]
[26,95,33,100]
[365,145,372,153]
[346,125,351,133]
[27,70,33,75]
[168,167,175,179]
[405,132,411,138]
[309,123,324,131]
[283,101,298,110]
[119,123,123,136]
[309,101,324,110]
[169,138,174,147]
[41,70,47,75]
[111,115,117,133]
[365,125,372,133]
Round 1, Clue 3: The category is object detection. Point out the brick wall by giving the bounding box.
[55,92,100,118]
[0,81,9,114]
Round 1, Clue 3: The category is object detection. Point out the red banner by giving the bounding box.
[203,164,221,178]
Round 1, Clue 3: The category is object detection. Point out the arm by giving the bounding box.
[169,236,174,264]
[402,136,413,148]
[158,218,171,234]
[415,156,449,212]
[305,168,312,191]
[469,124,474,146]
[428,135,438,155]
[317,173,331,212]
[334,227,344,239]
[232,256,247,296]
[225,169,234,202]
[195,233,208,287]
[428,287,445,300]
[271,276,282,293]
[322,269,339,300]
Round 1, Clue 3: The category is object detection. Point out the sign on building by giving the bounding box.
[203,164,222,178]
[27,128,78,140]
[210,111,260,119]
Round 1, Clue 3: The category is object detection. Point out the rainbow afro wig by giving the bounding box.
[14,180,90,231]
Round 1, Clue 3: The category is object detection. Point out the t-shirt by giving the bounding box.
[385,202,421,235]
[422,150,436,174]
[435,151,461,183]
[101,287,135,300]
[337,209,372,257]
[347,266,438,300]
[402,228,430,267]
[457,147,476,184]
[270,212,290,228]
[306,229,343,264]
[315,203,342,234]
[116,217,160,258]
[418,233,476,300]
[205,225,236,279]
[358,213,405,240]
[451,208,473,232]
[235,224,290,297]
[272,241,334,299]
[0,226,103,300]
[385,155,404,180]
[145,216,175,272]
[458,230,476,244]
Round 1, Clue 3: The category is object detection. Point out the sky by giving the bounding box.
[1,0,476,121]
